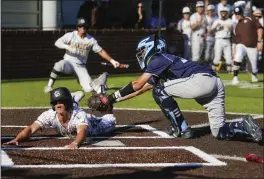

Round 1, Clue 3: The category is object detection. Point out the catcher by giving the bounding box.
[3,87,116,149]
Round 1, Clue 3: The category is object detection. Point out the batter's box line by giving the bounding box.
[1,124,174,139]
[1,146,226,168]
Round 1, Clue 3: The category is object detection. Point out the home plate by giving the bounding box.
[91,140,125,146]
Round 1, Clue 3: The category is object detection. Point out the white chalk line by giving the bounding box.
[1,163,218,168]
[1,124,173,139]
[1,146,226,168]
[212,154,247,162]
[1,150,14,167]
[1,107,263,116]
[191,115,263,128]
[2,115,262,134]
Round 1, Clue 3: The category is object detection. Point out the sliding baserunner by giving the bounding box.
[3,87,115,149]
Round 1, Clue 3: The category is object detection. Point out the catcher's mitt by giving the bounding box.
[87,93,113,113]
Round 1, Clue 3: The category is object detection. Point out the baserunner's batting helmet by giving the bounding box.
[77,17,89,28]
[50,87,73,111]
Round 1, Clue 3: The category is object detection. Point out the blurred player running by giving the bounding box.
[43,18,120,93]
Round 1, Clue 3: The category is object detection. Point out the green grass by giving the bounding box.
[1,73,263,114]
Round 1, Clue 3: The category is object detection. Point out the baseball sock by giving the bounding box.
[48,78,55,87]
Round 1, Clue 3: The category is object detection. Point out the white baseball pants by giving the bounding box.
[233,44,258,73]
[163,74,226,137]
[87,114,116,136]
[53,59,93,92]
[191,34,204,62]
[213,39,232,65]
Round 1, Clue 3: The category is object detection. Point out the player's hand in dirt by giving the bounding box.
[64,142,79,149]
[3,139,19,146]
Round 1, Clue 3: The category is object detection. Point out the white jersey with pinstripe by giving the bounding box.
[34,106,116,137]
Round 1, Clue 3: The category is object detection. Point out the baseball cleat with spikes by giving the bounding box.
[91,72,109,94]
[165,125,193,139]
[242,115,262,142]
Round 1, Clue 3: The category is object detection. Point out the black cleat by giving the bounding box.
[165,125,192,139]
[181,127,193,139]
[242,115,262,142]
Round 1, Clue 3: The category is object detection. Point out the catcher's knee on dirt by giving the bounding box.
[152,85,188,134]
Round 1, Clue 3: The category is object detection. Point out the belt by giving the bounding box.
[217,38,230,40]
[201,73,213,77]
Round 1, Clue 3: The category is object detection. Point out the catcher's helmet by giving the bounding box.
[50,87,73,111]
[77,17,89,28]
[136,34,167,69]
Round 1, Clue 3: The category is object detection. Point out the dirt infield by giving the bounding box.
[1,108,264,179]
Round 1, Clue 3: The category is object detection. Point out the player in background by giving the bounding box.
[43,18,120,94]
[253,8,263,62]
[209,6,233,72]
[3,87,116,149]
[177,6,192,61]
[106,34,262,143]
[190,1,207,63]
[253,8,263,27]
[232,7,263,85]
[215,0,232,18]
[204,4,217,65]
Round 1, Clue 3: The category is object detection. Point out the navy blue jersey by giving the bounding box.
[145,54,216,80]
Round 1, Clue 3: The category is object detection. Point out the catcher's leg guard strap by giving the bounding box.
[152,85,188,132]
[217,121,246,140]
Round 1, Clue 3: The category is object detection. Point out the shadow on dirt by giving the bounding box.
[1,167,233,179]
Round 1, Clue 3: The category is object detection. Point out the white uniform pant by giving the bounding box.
[233,44,258,73]
[205,38,215,62]
[213,39,232,65]
[87,114,116,136]
[163,74,225,137]
[183,35,191,61]
[191,34,204,62]
[53,59,93,92]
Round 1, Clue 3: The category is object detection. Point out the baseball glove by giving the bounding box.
[87,93,113,113]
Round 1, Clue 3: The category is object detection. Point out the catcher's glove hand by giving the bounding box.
[87,93,113,113]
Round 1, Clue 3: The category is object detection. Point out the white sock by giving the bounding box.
[48,79,54,87]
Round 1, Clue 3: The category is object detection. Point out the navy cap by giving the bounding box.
[234,6,244,15]
[77,18,89,27]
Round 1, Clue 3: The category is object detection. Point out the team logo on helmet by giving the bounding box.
[136,35,167,69]
[80,19,86,24]
[54,91,61,97]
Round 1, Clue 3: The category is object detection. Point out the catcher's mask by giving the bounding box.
[136,34,167,69]
[50,87,73,111]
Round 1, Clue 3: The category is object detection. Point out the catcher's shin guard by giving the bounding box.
[152,85,188,137]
